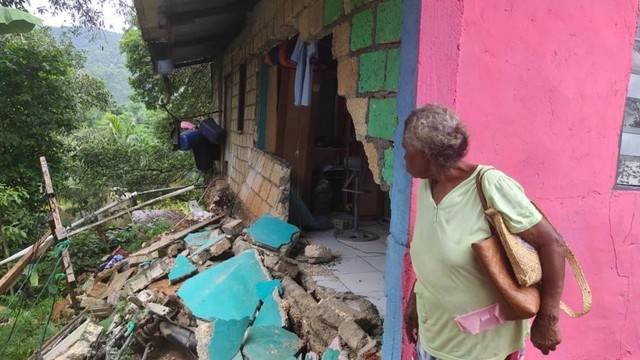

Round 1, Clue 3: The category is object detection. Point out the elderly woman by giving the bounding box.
[403,105,565,360]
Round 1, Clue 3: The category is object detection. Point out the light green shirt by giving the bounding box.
[410,165,542,360]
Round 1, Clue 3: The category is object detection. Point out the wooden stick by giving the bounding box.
[40,157,79,309]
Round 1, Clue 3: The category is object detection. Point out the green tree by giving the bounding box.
[0,29,112,245]
[61,110,194,211]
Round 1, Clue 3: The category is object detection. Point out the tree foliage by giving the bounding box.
[120,26,217,116]
[0,29,112,246]
[61,109,194,211]
[1,0,127,29]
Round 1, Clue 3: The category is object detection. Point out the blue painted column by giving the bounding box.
[382,0,420,359]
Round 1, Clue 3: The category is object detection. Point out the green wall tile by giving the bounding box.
[324,0,343,26]
[383,148,394,184]
[368,97,398,140]
[376,0,402,43]
[359,51,386,93]
[384,48,400,91]
[351,8,374,51]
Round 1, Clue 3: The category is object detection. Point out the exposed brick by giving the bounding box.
[267,186,281,207]
[332,21,351,58]
[263,160,275,180]
[252,174,264,192]
[368,97,398,140]
[359,51,386,93]
[351,8,374,51]
[384,48,401,91]
[324,0,342,26]
[239,184,251,201]
[346,98,368,140]
[363,141,382,185]
[309,0,325,37]
[259,180,272,200]
[383,147,394,185]
[337,56,358,97]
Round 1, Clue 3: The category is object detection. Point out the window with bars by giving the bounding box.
[617,22,640,187]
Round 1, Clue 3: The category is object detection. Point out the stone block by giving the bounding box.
[376,0,401,43]
[267,185,281,207]
[346,98,368,140]
[239,184,251,201]
[222,218,244,236]
[337,56,358,97]
[324,0,342,26]
[232,238,253,255]
[368,97,398,140]
[259,180,272,201]
[350,8,374,51]
[309,0,325,37]
[262,159,275,179]
[338,319,369,352]
[383,147,394,185]
[332,21,351,58]
[359,51,386,93]
[304,244,335,264]
[363,141,382,185]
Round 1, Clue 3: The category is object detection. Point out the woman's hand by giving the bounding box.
[531,313,561,355]
[404,288,419,344]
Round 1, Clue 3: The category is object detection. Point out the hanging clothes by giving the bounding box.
[290,37,318,106]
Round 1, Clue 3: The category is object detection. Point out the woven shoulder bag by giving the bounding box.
[473,168,592,319]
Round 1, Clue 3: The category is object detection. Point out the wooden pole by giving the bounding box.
[40,157,79,309]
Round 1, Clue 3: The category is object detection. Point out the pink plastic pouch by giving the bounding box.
[454,303,505,335]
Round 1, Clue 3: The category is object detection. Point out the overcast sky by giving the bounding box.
[27,0,128,33]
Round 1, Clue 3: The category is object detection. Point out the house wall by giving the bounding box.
[220,0,404,217]
[406,1,640,359]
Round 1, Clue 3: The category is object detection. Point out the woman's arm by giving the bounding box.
[519,218,565,355]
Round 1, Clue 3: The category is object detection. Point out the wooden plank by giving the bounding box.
[0,232,51,294]
[66,185,196,238]
[40,157,78,308]
[130,214,224,256]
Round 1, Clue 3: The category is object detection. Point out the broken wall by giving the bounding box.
[238,148,291,220]
[220,0,403,211]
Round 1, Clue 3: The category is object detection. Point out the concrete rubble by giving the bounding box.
[39,191,382,360]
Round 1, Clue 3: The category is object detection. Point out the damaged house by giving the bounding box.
[132,0,404,357]
[20,0,640,359]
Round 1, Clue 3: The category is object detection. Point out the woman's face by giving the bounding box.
[403,140,433,179]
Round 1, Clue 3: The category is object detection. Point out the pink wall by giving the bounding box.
[409,0,640,359]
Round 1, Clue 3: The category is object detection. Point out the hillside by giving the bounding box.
[52,27,132,104]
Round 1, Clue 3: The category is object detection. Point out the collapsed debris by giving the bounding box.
[37,186,382,360]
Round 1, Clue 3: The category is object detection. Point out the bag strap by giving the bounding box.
[475,166,494,212]
[475,166,592,318]
[559,246,593,317]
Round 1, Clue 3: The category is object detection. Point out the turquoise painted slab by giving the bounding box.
[253,290,284,327]
[177,250,270,321]
[184,230,214,247]
[191,233,226,257]
[242,326,301,360]
[168,255,197,283]
[208,317,250,360]
[247,215,300,250]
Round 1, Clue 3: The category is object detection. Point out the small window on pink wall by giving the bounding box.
[617,21,640,187]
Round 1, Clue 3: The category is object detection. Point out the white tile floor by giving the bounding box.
[305,221,389,317]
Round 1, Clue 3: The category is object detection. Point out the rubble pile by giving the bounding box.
[38,195,383,360]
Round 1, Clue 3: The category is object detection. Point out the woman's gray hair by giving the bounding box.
[404,104,469,169]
